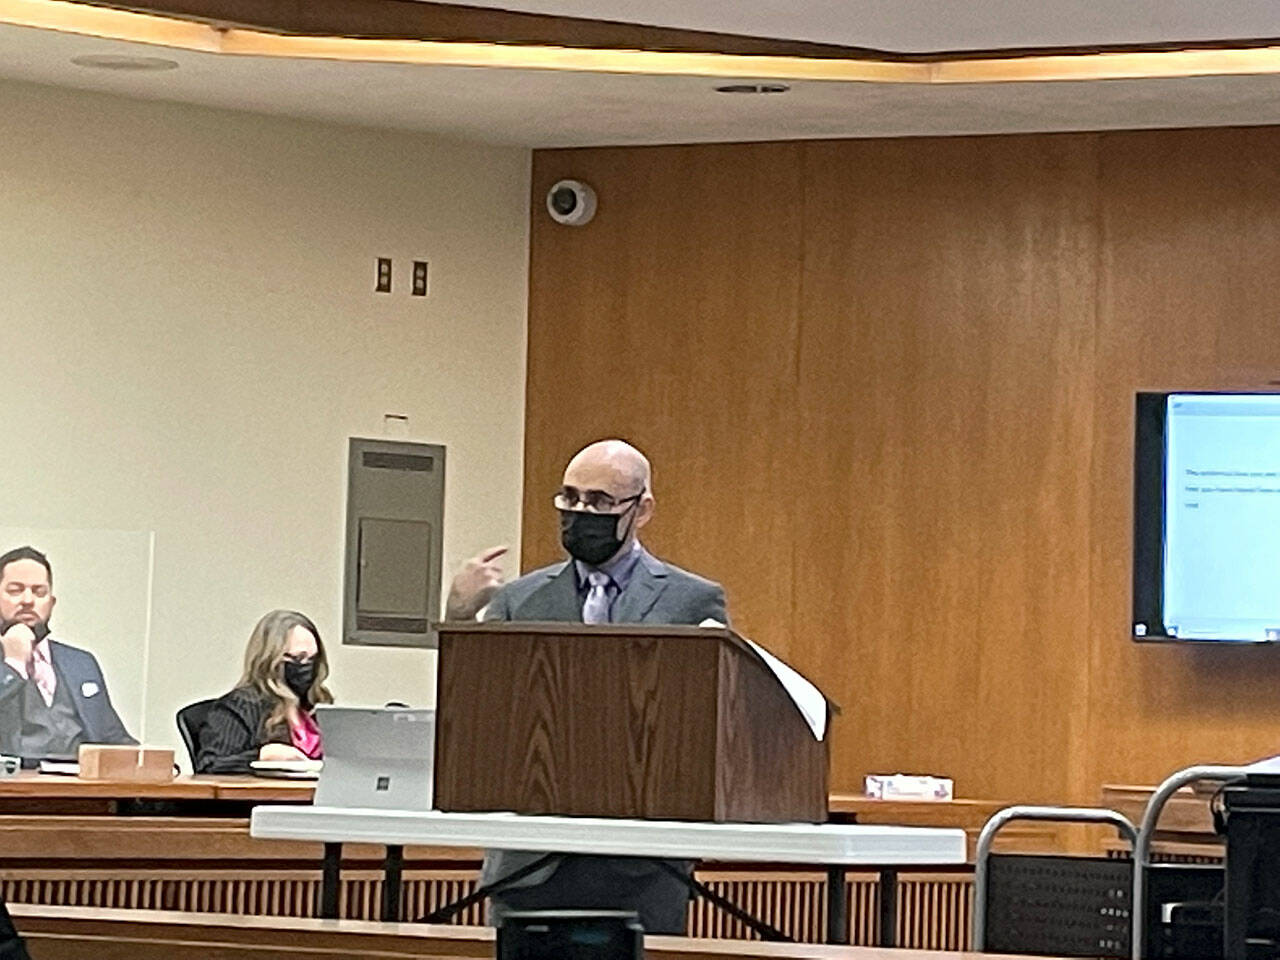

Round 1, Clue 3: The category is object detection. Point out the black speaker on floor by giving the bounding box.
[1223,777,1280,960]
[497,911,643,960]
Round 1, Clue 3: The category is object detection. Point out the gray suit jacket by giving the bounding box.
[480,545,727,892]
[0,639,135,756]
[484,547,726,627]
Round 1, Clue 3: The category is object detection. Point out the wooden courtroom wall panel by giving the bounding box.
[526,125,1280,806]
[1087,126,1280,789]
[792,135,1098,803]
[526,142,805,651]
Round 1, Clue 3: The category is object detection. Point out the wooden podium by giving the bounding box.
[433,622,828,823]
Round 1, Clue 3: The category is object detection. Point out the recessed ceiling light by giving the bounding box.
[70,55,179,72]
[714,83,790,94]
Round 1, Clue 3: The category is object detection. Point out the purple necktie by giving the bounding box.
[582,570,613,624]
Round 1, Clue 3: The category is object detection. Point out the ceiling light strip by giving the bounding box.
[216,30,922,81]
[934,46,1280,83]
[7,0,1280,86]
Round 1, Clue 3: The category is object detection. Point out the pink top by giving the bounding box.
[288,710,323,760]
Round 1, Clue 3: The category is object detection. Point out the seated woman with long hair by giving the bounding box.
[195,609,333,774]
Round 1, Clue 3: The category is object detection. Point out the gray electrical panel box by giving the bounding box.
[343,437,445,648]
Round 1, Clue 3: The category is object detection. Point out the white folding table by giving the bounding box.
[250,806,967,944]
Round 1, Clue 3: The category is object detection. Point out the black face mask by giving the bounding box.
[283,660,315,702]
[0,618,50,642]
[560,505,636,567]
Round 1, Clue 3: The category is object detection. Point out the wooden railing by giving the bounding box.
[9,903,1040,960]
[0,779,1034,951]
[0,867,976,949]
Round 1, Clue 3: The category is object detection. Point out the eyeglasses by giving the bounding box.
[553,486,644,514]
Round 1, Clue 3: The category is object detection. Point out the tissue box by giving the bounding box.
[78,745,175,782]
[864,774,953,801]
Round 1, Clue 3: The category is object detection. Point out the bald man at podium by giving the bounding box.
[446,439,728,934]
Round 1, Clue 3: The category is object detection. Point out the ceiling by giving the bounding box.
[435,0,1280,54]
[9,8,1280,147]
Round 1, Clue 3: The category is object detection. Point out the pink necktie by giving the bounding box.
[31,642,56,707]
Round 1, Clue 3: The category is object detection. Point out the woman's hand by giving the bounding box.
[258,743,308,762]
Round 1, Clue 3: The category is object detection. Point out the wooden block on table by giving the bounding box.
[78,745,175,783]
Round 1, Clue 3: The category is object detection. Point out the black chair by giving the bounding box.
[974,806,1137,959]
[0,894,31,960]
[175,698,216,769]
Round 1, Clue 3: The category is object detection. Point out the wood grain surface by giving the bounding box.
[1086,126,1280,792]
[435,624,826,821]
[525,127,1280,810]
[0,772,320,800]
[1099,783,1216,837]
[523,142,805,662]
[10,904,1060,960]
[0,815,479,862]
[716,640,827,822]
[108,0,875,58]
[0,773,214,799]
[793,134,1097,806]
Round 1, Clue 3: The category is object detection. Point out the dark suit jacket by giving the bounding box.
[484,547,727,626]
[0,639,134,754]
[195,686,294,774]
[481,545,728,892]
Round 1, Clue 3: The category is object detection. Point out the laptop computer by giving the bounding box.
[313,705,436,811]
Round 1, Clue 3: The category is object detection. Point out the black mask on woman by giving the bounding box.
[283,660,315,702]
[560,504,637,566]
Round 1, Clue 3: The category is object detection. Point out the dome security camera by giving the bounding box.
[546,179,597,226]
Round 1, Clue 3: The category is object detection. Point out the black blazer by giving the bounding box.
[194,686,292,774]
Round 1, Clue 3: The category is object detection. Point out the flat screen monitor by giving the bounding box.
[1134,391,1280,642]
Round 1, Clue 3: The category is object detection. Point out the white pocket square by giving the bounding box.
[80,681,100,698]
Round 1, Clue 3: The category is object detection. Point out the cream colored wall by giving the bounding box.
[0,80,529,761]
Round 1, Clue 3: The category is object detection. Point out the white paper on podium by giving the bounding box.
[700,620,828,740]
